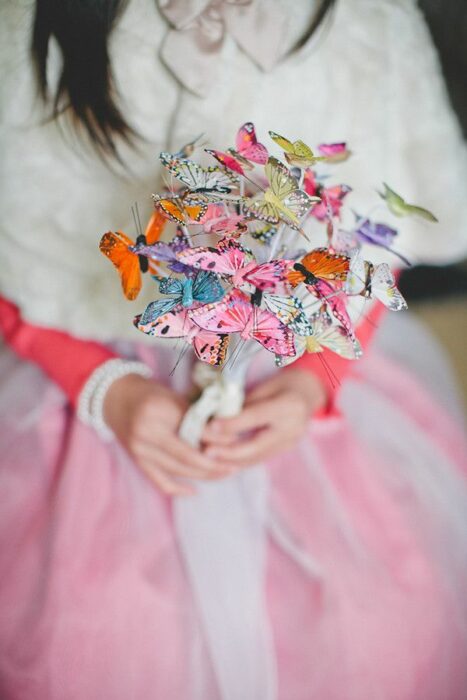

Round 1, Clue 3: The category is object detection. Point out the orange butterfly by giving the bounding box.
[99,208,166,300]
[152,193,208,225]
[288,247,350,287]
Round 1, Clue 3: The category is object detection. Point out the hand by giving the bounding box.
[202,369,327,468]
[104,374,235,496]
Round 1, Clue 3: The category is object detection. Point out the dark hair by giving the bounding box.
[32,0,133,158]
[32,0,336,158]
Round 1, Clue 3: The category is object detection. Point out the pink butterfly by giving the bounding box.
[202,214,248,237]
[309,279,355,341]
[134,306,229,366]
[303,170,351,221]
[318,142,352,163]
[205,122,268,176]
[177,238,293,295]
[189,289,296,357]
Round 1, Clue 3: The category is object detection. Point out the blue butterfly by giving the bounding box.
[140,270,225,325]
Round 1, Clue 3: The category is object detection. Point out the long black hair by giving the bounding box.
[32,0,336,158]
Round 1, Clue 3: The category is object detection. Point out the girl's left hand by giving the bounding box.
[201,369,328,468]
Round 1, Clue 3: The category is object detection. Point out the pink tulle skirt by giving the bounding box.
[0,315,466,700]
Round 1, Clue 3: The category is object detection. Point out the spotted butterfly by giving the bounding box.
[134,306,230,366]
[189,288,296,357]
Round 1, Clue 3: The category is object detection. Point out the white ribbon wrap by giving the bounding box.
[175,364,277,700]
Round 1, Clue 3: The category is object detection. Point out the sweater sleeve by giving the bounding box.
[0,296,117,407]
[289,302,387,418]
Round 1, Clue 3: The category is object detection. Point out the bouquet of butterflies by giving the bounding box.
[99,123,437,378]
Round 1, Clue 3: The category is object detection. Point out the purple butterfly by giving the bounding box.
[353,216,411,266]
[132,228,195,276]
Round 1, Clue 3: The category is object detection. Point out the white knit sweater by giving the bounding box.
[1,0,466,341]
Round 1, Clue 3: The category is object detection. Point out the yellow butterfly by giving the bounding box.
[269,131,326,168]
[245,157,319,233]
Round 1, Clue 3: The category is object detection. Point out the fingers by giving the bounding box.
[205,428,286,467]
[135,441,235,481]
[203,401,276,444]
[137,459,195,497]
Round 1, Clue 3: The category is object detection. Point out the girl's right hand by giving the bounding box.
[104,374,234,496]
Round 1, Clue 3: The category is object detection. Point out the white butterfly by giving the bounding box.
[159,152,240,201]
[277,312,362,367]
[345,251,407,311]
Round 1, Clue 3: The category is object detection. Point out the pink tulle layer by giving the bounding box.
[0,342,466,700]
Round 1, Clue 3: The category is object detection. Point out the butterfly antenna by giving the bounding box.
[316,352,340,391]
[379,244,412,267]
[223,337,247,373]
[169,344,190,376]
[131,204,141,240]
[135,202,144,238]
[242,172,266,193]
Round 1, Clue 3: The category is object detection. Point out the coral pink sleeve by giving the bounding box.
[290,302,387,418]
[0,296,117,407]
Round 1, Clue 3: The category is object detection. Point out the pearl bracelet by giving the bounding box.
[77,358,152,441]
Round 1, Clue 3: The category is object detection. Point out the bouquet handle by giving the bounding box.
[174,367,276,700]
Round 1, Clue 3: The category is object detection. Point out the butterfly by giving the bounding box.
[139,271,225,325]
[99,208,167,300]
[177,238,293,295]
[263,294,314,336]
[173,134,204,159]
[134,228,193,276]
[378,183,438,222]
[303,170,351,221]
[345,251,408,311]
[205,122,269,176]
[352,215,411,266]
[288,248,350,288]
[244,157,318,232]
[135,306,230,366]
[317,142,352,163]
[247,219,278,245]
[189,288,296,357]
[269,131,326,168]
[152,193,208,225]
[306,278,355,341]
[160,152,240,201]
[203,214,249,237]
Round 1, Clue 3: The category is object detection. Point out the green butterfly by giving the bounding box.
[378,183,438,222]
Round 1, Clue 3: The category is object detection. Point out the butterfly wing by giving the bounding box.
[317,142,351,162]
[268,131,294,154]
[244,196,281,225]
[192,330,230,366]
[99,231,141,300]
[307,321,362,359]
[345,251,367,295]
[251,307,296,356]
[264,294,314,336]
[139,297,180,324]
[311,279,355,340]
[301,248,350,282]
[135,305,195,339]
[244,259,294,294]
[160,152,238,196]
[189,289,252,334]
[178,239,249,276]
[236,122,268,164]
[192,270,225,303]
[370,264,408,311]
[205,149,246,176]
[144,209,167,244]
[158,276,184,295]
[266,157,315,226]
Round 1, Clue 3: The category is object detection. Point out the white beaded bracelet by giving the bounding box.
[77,358,152,441]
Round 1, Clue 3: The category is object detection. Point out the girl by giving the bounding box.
[1,1,467,698]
